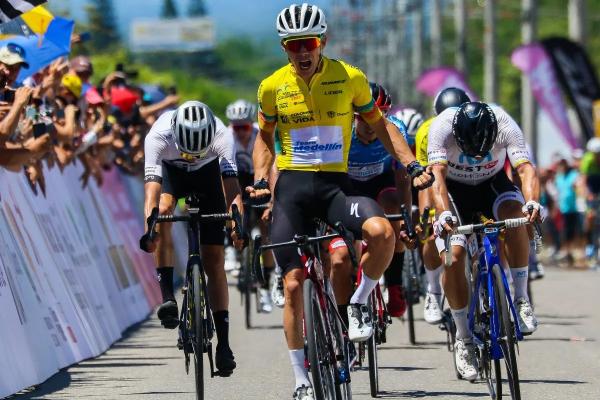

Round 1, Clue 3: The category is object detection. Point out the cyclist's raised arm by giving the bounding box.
[427,118,453,218]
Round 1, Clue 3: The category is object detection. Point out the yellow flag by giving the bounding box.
[21,5,54,35]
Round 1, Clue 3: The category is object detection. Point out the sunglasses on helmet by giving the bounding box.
[283,36,321,53]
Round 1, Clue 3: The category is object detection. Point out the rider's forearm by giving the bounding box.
[252,128,276,183]
[516,162,539,202]
[223,176,243,215]
[373,118,417,167]
[394,168,412,211]
[144,181,161,224]
[431,164,451,214]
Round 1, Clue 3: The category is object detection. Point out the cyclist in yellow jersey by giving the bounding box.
[411,87,471,325]
[246,4,432,399]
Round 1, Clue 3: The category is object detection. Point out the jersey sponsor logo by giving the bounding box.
[282,111,316,124]
[321,79,346,85]
[326,110,349,118]
[350,202,361,218]
[324,90,343,95]
[458,152,492,165]
[448,159,499,172]
[280,115,290,123]
[428,150,447,164]
[292,140,342,153]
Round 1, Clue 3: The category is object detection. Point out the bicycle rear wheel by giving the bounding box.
[191,262,205,400]
[474,297,501,397]
[492,265,521,400]
[304,279,337,400]
[367,293,379,398]
[326,295,352,400]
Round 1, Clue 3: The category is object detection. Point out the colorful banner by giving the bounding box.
[415,66,479,101]
[511,42,579,150]
[541,37,600,141]
[0,162,160,399]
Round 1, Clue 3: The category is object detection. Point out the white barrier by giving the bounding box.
[0,162,161,398]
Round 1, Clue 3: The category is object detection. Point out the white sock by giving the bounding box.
[289,349,311,389]
[425,265,443,296]
[451,306,471,340]
[350,273,378,304]
[510,266,529,301]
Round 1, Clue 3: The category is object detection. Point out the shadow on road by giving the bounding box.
[374,389,487,398]
[520,378,587,385]
[9,370,72,399]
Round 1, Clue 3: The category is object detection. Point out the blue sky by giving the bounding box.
[51,0,332,39]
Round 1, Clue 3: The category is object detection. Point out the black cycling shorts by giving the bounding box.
[271,170,385,274]
[447,171,524,224]
[161,159,226,246]
[350,169,396,201]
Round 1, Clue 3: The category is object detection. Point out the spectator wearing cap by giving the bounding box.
[0,44,29,89]
[70,56,93,95]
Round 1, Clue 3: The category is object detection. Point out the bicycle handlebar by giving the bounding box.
[455,217,529,235]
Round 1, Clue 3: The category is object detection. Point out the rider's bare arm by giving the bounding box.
[516,162,539,203]
[371,117,417,167]
[144,181,161,229]
[431,164,451,215]
[252,127,276,183]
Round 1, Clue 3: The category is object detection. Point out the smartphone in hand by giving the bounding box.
[33,123,48,138]
[3,89,15,103]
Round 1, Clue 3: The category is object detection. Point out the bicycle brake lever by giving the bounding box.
[443,216,454,267]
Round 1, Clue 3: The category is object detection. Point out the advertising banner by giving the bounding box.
[415,66,479,101]
[0,162,159,399]
[541,37,600,141]
[511,42,579,149]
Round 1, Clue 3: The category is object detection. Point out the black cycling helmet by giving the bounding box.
[452,102,498,157]
[433,87,471,116]
[369,82,392,113]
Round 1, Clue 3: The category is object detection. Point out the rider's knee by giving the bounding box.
[284,270,303,298]
[363,217,395,248]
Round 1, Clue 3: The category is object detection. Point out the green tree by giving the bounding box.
[161,0,179,19]
[188,0,208,17]
[85,0,120,51]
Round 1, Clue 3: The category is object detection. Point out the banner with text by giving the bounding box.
[0,163,160,398]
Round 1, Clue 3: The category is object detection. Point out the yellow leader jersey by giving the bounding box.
[415,117,434,166]
[257,56,382,172]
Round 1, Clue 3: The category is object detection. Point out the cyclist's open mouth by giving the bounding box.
[299,60,312,70]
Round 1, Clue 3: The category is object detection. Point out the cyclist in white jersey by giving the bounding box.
[428,102,541,380]
[141,101,243,375]
[226,99,279,312]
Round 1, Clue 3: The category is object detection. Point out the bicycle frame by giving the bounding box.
[467,227,523,360]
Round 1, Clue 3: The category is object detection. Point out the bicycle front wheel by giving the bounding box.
[367,293,379,398]
[191,262,205,400]
[241,245,253,330]
[404,250,418,345]
[492,265,521,400]
[304,279,337,400]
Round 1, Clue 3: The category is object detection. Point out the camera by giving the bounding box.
[3,89,15,103]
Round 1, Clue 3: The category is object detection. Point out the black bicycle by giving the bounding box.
[143,195,243,400]
[238,200,269,329]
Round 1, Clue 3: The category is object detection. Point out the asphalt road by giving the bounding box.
[12,266,600,400]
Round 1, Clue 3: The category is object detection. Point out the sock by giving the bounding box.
[451,306,470,340]
[213,310,230,351]
[384,252,404,286]
[289,349,311,389]
[156,267,175,302]
[262,266,273,290]
[350,273,378,305]
[425,265,443,296]
[338,304,349,328]
[510,266,529,301]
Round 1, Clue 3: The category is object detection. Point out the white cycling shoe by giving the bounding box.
[293,384,315,400]
[515,297,538,335]
[347,303,373,342]
[259,288,273,313]
[423,292,444,324]
[454,338,479,381]
[271,274,285,308]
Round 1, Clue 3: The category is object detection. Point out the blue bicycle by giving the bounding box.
[446,216,530,400]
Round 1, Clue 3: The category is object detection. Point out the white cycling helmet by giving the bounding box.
[276,3,327,39]
[226,99,256,124]
[587,137,600,154]
[172,101,216,156]
[393,108,424,139]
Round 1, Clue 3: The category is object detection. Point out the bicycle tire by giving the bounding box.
[304,279,337,400]
[242,246,252,330]
[492,265,521,400]
[474,294,501,396]
[404,250,417,345]
[191,262,205,400]
[326,295,352,400]
[367,293,379,398]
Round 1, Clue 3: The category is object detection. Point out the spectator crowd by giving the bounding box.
[0,42,179,195]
